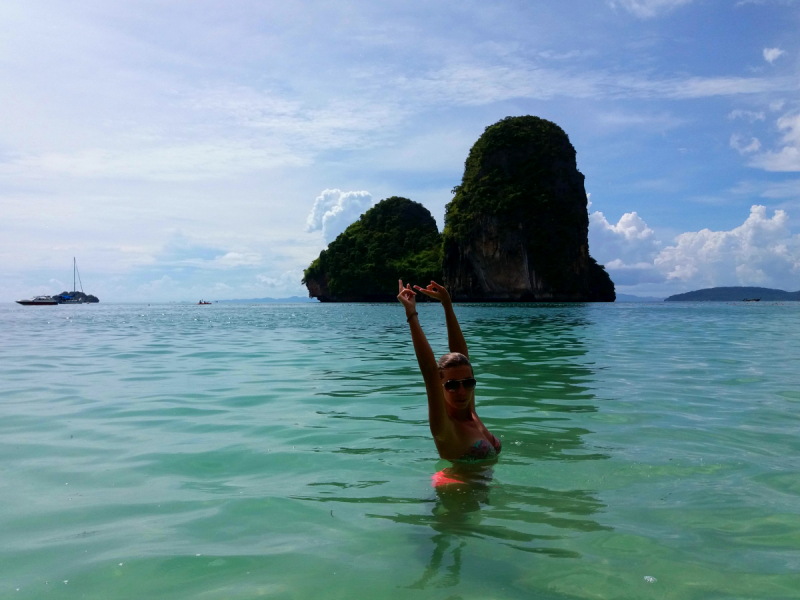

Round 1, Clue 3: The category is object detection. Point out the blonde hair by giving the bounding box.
[437,352,471,374]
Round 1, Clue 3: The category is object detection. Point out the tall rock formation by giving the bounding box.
[303,197,442,302]
[442,116,615,302]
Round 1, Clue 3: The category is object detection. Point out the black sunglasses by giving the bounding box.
[443,377,477,392]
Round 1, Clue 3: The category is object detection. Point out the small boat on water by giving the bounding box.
[16,258,99,305]
[743,298,761,302]
[16,296,59,306]
[198,300,212,305]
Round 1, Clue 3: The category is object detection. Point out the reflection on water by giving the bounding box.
[469,311,608,462]
[407,465,494,589]
[377,462,610,589]
[411,309,609,587]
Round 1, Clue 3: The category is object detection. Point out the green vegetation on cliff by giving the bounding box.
[302,197,442,301]
[443,115,614,300]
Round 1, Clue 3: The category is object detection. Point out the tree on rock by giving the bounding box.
[303,197,442,302]
[443,116,615,301]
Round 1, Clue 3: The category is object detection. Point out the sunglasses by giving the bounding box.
[443,377,477,392]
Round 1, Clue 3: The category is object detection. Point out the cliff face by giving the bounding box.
[303,197,442,302]
[442,116,614,302]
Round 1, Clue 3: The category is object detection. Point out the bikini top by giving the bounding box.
[456,433,502,462]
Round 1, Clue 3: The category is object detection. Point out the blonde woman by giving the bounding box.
[397,280,501,462]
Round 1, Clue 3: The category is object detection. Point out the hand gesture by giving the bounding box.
[413,281,451,305]
[397,279,417,313]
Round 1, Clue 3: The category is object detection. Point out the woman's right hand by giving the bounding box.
[414,281,451,306]
[397,279,417,314]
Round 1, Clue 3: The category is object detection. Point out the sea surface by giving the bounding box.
[2,301,799,599]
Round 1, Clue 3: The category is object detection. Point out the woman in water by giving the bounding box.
[397,280,501,462]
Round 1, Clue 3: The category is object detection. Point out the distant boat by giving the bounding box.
[55,258,99,304]
[743,298,761,302]
[16,296,59,306]
[198,300,212,305]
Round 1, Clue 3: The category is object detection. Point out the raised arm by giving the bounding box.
[414,281,468,358]
[397,280,450,436]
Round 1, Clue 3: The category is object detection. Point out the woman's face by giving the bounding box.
[440,365,475,410]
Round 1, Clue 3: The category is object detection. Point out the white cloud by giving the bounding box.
[595,210,656,241]
[403,64,796,107]
[135,275,177,296]
[305,189,374,244]
[589,209,664,284]
[763,48,785,64]
[770,100,786,112]
[642,75,795,99]
[607,0,695,18]
[595,111,686,131]
[748,112,800,172]
[591,204,800,291]
[728,109,765,122]
[0,142,308,182]
[162,248,263,270]
[750,146,800,171]
[730,134,762,154]
[204,252,262,269]
[778,113,800,146]
[537,49,597,60]
[654,205,800,287]
[731,178,800,199]
[255,269,307,296]
[759,180,800,199]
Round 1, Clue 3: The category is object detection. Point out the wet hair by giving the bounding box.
[437,352,472,374]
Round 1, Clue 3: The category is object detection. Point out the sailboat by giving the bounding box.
[55,258,99,304]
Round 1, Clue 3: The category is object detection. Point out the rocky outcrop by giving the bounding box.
[442,116,614,302]
[56,291,99,303]
[303,197,442,302]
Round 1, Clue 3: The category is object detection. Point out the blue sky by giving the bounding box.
[1,0,799,301]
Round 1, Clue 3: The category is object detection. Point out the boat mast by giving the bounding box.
[73,257,84,294]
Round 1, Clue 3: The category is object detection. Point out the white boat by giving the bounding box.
[16,296,58,306]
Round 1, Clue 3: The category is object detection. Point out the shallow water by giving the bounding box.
[1,301,799,599]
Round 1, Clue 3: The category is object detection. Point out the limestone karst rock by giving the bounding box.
[442,116,615,302]
[303,197,442,302]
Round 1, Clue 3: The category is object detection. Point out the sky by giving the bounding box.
[1,0,799,301]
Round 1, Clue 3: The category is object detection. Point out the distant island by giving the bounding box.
[665,287,800,301]
[219,296,318,303]
[303,116,615,302]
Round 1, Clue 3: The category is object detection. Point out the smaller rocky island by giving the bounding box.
[303,197,442,302]
[665,287,800,301]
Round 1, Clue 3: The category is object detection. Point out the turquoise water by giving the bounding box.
[2,302,800,599]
